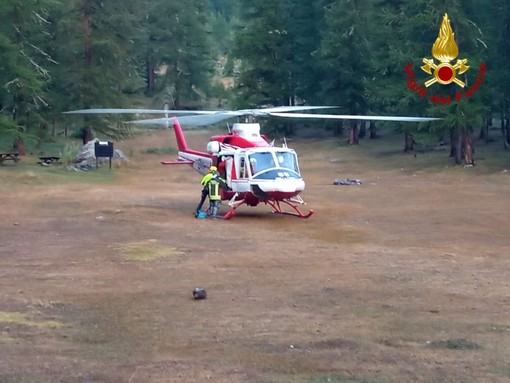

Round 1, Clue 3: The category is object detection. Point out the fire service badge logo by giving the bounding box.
[404,13,486,105]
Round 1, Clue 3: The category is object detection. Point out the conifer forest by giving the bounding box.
[0,0,509,165]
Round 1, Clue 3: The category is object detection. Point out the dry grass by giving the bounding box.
[0,129,509,383]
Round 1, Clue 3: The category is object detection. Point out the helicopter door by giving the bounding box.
[225,157,233,185]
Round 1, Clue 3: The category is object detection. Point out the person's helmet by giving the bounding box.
[209,165,217,173]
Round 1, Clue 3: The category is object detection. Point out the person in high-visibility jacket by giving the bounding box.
[207,172,227,218]
[195,165,217,215]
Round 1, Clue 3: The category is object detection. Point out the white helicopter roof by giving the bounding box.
[231,123,267,144]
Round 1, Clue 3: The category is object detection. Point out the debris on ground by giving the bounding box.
[192,288,207,299]
[333,178,362,185]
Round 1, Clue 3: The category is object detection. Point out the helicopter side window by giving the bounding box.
[239,157,246,178]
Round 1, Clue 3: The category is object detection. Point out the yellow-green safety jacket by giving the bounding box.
[208,177,222,201]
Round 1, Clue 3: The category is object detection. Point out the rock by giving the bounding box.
[192,288,207,299]
[75,138,128,167]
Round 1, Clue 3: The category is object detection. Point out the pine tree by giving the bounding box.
[144,0,216,108]
[232,0,294,108]
[475,0,510,147]
[49,0,144,143]
[369,0,487,163]
[283,1,331,105]
[318,0,373,144]
[0,0,57,153]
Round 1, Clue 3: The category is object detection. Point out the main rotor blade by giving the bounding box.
[128,112,243,127]
[256,106,338,113]
[64,106,338,117]
[63,108,217,115]
[66,106,437,124]
[269,112,441,122]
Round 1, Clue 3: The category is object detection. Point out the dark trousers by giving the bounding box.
[196,188,208,212]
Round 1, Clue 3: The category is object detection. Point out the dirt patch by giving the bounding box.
[1,130,509,383]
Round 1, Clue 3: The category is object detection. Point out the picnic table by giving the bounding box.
[0,153,20,165]
[38,156,61,165]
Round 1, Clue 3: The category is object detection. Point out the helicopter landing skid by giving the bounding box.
[223,194,245,219]
[266,197,314,219]
[224,194,313,219]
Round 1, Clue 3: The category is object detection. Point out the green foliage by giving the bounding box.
[427,338,482,350]
[318,0,372,113]
[0,0,508,163]
[144,0,217,107]
[0,0,57,143]
[58,142,81,165]
[232,0,294,107]
[144,147,177,155]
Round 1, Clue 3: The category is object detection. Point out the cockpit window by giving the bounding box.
[276,151,299,173]
[247,150,301,178]
[248,152,276,175]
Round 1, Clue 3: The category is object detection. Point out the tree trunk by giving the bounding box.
[454,132,462,165]
[504,119,510,150]
[348,120,358,145]
[82,127,92,145]
[146,58,155,93]
[83,10,92,67]
[51,118,57,137]
[173,62,181,108]
[449,130,457,158]
[285,123,295,136]
[13,138,26,156]
[404,132,415,152]
[479,117,490,143]
[333,121,343,136]
[358,121,366,139]
[369,121,377,139]
[462,133,475,165]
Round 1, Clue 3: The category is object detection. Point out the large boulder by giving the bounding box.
[75,138,128,167]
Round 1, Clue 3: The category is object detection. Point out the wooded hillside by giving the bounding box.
[0,0,508,165]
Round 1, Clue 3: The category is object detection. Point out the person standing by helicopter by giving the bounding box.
[195,165,217,216]
[206,171,228,218]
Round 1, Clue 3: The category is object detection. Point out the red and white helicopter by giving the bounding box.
[66,106,438,219]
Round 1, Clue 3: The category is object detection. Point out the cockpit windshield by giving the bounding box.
[276,151,299,173]
[248,152,275,174]
[248,150,300,179]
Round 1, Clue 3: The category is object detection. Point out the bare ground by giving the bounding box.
[0,130,509,383]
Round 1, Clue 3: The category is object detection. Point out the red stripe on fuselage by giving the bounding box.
[221,190,301,206]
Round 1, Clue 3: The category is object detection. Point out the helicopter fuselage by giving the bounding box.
[163,119,312,218]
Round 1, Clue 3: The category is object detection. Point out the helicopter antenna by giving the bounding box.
[283,137,288,148]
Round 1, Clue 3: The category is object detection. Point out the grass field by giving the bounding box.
[0,127,509,383]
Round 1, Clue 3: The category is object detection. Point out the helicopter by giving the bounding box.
[65,106,439,219]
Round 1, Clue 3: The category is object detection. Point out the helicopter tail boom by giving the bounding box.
[172,117,188,152]
[160,116,214,174]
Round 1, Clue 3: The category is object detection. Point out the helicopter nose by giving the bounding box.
[254,179,305,194]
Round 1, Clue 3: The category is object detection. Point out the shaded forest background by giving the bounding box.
[0,0,509,165]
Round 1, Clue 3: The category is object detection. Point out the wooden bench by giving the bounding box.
[38,156,61,165]
[0,153,20,165]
